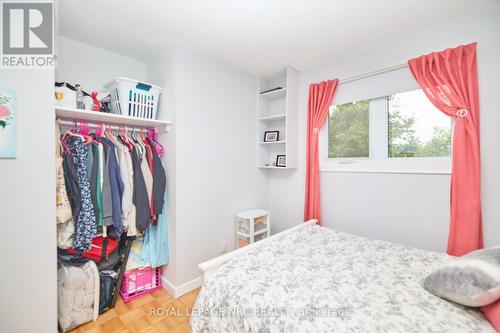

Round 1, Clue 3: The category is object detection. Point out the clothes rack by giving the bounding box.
[54,106,171,132]
[57,119,155,133]
[56,115,169,319]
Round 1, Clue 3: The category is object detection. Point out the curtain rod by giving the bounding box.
[57,119,154,132]
[339,62,408,84]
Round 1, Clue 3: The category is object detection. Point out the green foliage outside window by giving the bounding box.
[328,94,451,159]
[388,95,451,158]
[328,100,369,158]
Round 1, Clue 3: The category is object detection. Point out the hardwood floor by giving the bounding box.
[70,288,200,333]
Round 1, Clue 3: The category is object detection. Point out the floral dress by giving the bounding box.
[68,137,97,253]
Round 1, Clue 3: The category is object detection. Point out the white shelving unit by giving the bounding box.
[235,209,271,249]
[257,67,298,169]
[259,87,287,99]
[258,114,286,121]
[55,106,172,132]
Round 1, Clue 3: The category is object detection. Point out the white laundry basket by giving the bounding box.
[105,77,163,119]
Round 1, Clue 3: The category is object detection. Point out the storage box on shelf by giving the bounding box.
[257,67,298,169]
[105,77,163,120]
[55,77,170,132]
[235,209,271,249]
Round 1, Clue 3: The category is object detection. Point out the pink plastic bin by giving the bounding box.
[120,266,162,303]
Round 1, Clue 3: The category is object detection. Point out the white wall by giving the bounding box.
[146,48,178,285]
[268,5,500,252]
[0,69,57,332]
[56,36,147,92]
[147,45,268,289]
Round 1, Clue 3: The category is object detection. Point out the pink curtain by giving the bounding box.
[304,79,339,224]
[408,42,482,256]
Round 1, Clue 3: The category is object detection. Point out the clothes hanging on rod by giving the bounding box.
[56,120,168,260]
[66,134,97,253]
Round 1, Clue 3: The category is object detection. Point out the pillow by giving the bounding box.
[423,246,500,307]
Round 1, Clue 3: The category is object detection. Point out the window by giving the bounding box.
[324,89,452,173]
[328,100,369,158]
[388,90,451,158]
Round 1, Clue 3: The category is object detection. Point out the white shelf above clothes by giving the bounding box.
[55,106,172,132]
[258,114,286,122]
[259,87,287,99]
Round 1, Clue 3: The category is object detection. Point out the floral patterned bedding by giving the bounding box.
[191,224,494,333]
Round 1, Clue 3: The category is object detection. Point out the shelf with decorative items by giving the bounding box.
[55,106,172,132]
[55,78,171,132]
[235,209,271,249]
[257,67,298,169]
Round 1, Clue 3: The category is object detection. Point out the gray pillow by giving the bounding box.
[423,246,500,307]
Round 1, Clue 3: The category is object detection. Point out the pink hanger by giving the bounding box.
[146,128,164,156]
[96,123,103,138]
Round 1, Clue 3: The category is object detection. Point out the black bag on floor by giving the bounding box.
[99,271,117,314]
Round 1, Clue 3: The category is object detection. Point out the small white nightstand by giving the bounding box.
[235,209,271,249]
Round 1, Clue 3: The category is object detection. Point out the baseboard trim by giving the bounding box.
[161,275,202,299]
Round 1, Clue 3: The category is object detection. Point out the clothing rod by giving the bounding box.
[339,63,408,84]
[57,119,154,131]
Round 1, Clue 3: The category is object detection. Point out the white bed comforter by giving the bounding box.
[191,224,494,333]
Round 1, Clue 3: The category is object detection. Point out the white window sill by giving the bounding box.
[319,167,451,175]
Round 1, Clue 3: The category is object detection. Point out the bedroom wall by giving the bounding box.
[268,5,500,252]
[146,48,178,286]
[147,44,268,292]
[0,70,56,331]
[56,36,147,91]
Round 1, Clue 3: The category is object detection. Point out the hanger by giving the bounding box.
[106,124,118,140]
[78,121,93,145]
[118,126,134,151]
[96,123,104,138]
[65,121,85,140]
[146,128,165,156]
[60,121,83,153]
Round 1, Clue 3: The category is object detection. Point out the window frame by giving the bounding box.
[320,92,453,175]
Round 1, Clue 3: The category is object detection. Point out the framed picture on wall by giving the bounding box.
[264,131,279,142]
[276,155,286,167]
[0,88,16,158]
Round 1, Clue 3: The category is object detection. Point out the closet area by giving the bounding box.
[55,37,172,331]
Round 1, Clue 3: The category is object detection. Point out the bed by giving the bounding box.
[191,221,495,332]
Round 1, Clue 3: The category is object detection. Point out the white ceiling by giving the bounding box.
[58,0,499,77]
